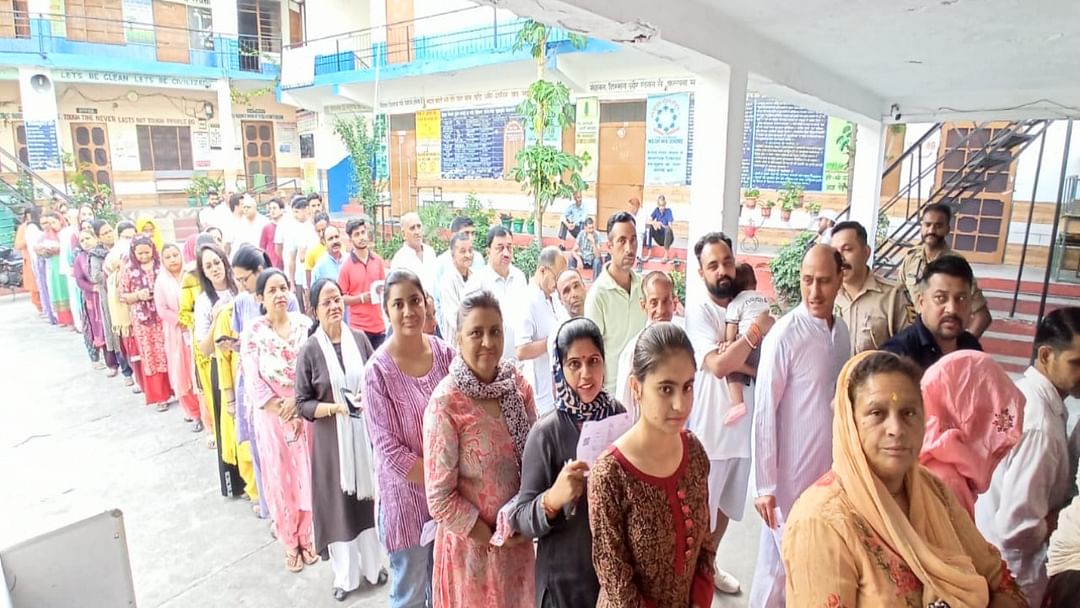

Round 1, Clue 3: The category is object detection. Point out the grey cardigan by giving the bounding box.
[511,407,622,608]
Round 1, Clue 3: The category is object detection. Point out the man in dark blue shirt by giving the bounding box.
[881,254,982,369]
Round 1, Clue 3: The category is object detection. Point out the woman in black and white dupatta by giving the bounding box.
[295,277,387,602]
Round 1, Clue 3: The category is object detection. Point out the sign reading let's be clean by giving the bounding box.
[54,70,216,90]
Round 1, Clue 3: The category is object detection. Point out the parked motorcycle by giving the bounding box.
[0,246,23,288]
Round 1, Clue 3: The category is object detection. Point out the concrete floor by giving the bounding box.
[0,293,761,607]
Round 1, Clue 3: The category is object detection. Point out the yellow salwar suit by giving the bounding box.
[213,305,258,504]
[179,270,213,432]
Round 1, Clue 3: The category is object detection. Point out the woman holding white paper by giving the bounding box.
[510,317,626,608]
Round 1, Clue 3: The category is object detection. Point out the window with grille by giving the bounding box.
[237,0,281,52]
[136,125,193,171]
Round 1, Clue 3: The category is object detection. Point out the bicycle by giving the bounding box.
[740,220,760,253]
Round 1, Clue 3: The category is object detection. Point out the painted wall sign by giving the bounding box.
[739,93,851,192]
[233,113,286,121]
[74,107,97,115]
[54,70,215,89]
[644,93,691,185]
[415,109,441,180]
[574,97,599,182]
[24,121,61,171]
[379,88,529,114]
[60,113,196,126]
[588,77,697,95]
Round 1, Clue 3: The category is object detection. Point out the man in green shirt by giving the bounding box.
[585,211,647,393]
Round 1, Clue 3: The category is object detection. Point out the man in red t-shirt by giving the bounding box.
[259,197,285,269]
[339,216,387,349]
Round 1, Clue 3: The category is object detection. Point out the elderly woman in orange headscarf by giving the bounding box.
[919,350,1025,517]
[782,351,1027,607]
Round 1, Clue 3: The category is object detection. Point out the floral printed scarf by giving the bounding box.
[449,355,530,464]
[126,235,160,324]
[551,336,622,423]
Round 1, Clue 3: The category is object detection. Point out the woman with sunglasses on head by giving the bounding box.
[194,243,248,498]
[295,277,387,602]
[241,268,316,573]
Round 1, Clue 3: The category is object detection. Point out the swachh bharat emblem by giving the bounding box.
[651,98,682,136]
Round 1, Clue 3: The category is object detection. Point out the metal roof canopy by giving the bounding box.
[477,0,1080,123]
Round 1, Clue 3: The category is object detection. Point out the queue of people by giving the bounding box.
[18,191,1080,608]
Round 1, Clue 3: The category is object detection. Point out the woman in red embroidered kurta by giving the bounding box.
[423,291,537,608]
[782,351,1026,607]
[588,322,718,608]
[120,235,172,408]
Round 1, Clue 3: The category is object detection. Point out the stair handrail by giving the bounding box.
[872,119,1051,274]
[0,146,72,207]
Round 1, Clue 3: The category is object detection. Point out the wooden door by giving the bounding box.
[385,0,414,65]
[289,6,303,45]
[597,119,646,231]
[71,123,112,188]
[502,119,524,178]
[389,129,416,217]
[66,0,124,44]
[153,0,189,63]
[935,122,1016,264]
[242,120,276,188]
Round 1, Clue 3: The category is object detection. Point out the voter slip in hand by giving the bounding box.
[575,413,633,467]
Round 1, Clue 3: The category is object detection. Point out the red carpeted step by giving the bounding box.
[986,296,1067,317]
[981,335,1034,359]
[979,277,1080,299]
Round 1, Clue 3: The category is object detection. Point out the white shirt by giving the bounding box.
[437,265,472,341]
[433,248,485,310]
[975,366,1072,608]
[206,205,236,242]
[231,214,268,253]
[615,317,685,423]
[464,264,528,361]
[753,304,850,516]
[281,220,318,287]
[686,298,755,462]
[516,284,560,414]
[391,243,438,294]
[726,290,772,337]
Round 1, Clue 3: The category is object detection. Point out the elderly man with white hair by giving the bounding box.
[390,211,438,294]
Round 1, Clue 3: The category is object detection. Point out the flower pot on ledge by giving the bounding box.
[761,206,773,219]
[512,218,525,233]
[781,209,793,222]
[745,197,758,209]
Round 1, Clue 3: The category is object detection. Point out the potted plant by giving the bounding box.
[525,216,536,235]
[781,198,795,222]
[499,212,513,230]
[512,215,525,234]
[744,188,760,209]
[185,175,224,207]
[792,184,806,208]
[808,201,823,215]
[760,199,775,219]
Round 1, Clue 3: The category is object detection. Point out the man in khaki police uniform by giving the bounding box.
[897,202,992,337]
[831,220,909,353]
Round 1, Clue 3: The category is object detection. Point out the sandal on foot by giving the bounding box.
[156,403,169,412]
[285,552,304,573]
[206,437,216,449]
[192,420,204,433]
[375,568,388,586]
[106,368,118,377]
[300,547,319,565]
[93,362,106,370]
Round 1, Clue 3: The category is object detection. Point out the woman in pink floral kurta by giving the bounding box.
[241,270,317,573]
[423,291,538,608]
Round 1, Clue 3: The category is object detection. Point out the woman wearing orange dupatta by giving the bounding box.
[14,209,42,313]
[919,350,1025,517]
[782,351,1027,608]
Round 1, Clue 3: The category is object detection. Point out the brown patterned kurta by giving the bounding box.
[588,431,718,608]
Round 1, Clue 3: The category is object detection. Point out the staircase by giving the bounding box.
[859,119,1073,376]
[0,147,73,246]
[871,119,1050,278]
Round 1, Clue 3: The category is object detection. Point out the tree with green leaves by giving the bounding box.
[332,113,387,228]
[509,20,589,244]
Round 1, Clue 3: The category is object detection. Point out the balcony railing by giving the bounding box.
[0,11,280,76]
[281,7,576,88]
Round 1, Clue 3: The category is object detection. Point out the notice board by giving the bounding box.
[439,107,520,180]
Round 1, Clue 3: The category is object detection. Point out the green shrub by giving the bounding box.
[670,269,686,305]
[513,241,541,278]
[768,231,818,309]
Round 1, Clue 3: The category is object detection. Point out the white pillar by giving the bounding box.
[17,67,62,178]
[848,118,886,252]
[685,66,748,310]
[215,79,241,187]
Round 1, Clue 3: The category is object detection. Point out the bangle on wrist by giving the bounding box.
[540,492,560,518]
[744,334,759,350]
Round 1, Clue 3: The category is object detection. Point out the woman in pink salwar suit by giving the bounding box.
[241,268,318,573]
[919,350,1026,516]
[155,243,201,424]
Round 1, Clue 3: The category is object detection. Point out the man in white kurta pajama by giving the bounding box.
[976,308,1080,607]
[751,245,850,607]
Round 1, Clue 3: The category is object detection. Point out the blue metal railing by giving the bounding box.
[0,11,280,77]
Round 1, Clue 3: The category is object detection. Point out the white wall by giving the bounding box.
[410,1,515,37]
[306,0,371,42]
[1013,120,1080,203]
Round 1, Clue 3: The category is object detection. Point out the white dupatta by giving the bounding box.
[313,319,376,499]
